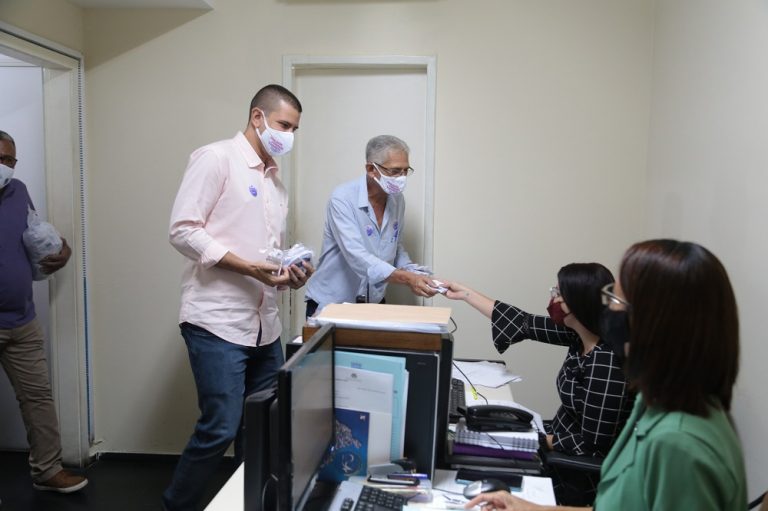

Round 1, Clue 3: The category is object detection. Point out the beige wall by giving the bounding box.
[79,0,653,454]
[0,0,83,52]
[647,0,768,497]
[5,0,765,497]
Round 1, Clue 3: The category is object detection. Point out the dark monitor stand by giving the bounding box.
[244,388,277,510]
[244,324,336,511]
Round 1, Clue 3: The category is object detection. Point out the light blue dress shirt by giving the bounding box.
[305,176,412,312]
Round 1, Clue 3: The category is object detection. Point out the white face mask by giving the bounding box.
[0,163,14,189]
[375,172,408,195]
[256,110,294,157]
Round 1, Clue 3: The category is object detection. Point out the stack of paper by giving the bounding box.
[452,428,539,461]
[315,303,452,333]
[333,351,410,467]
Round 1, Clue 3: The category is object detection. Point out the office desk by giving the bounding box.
[206,381,554,510]
[205,464,555,510]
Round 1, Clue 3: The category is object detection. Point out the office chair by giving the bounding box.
[541,450,603,474]
[540,449,604,506]
[749,490,767,510]
[537,424,604,506]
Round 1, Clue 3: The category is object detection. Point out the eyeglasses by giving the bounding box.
[371,162,415,178]
[0,154,17,168]
[549,286,560,299]
[601,283,631,309]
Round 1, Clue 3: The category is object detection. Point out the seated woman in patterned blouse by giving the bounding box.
[443,263,633,505]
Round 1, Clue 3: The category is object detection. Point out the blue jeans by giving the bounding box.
[162,323,284,511]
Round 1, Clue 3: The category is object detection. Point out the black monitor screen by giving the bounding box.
[274,324,335,511]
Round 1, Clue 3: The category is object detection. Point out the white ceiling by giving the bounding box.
[67,0,213,8]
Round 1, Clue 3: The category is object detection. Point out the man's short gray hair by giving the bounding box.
[0,130,15,147]
[366,135,409,163]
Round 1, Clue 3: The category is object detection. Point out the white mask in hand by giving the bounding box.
[0,163,14,189]
[257,109,294,157]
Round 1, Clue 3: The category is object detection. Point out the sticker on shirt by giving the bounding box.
[391,221,400,243]
[365,224,374,237]
[249,185,258,197]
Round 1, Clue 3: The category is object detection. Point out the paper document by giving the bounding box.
[316,303,452,333]
[453,360,522,388]
[335,367,394,465]
[336,351,409,461]
[428,469,556,507]
[335,366,394,413]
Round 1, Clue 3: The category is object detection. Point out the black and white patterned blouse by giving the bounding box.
[491,301,632,457]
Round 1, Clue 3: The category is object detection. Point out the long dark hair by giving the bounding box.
[620,239,739,415]
[558,262,614,334]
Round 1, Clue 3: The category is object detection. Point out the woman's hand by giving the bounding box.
[465,491,546,510]
[440,281,495,318]
[443,280,471,301]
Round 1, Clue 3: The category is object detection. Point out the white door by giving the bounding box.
[0,57,50,449]
[283,57,436,336]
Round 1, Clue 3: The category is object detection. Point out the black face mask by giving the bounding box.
[599,308,630,360]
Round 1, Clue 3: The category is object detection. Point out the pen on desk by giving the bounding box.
[389,472,429,480]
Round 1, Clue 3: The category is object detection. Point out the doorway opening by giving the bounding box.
[0,22,91,466]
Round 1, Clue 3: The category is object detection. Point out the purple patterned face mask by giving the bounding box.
[256,109,294,157]
[372,164,408,195]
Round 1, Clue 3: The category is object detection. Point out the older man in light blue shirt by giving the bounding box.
[305,135,438,317]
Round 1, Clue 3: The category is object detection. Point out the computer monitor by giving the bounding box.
[272,323,336,511]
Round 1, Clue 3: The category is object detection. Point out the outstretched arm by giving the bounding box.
[443,281,495,318]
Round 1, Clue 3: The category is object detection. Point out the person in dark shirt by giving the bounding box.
[463,240,746,511]
[443,263,632,505]
[0,130,86,493]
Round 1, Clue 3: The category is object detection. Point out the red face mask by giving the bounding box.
[547,297,569,325]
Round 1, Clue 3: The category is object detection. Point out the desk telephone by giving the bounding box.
[464,405,534,432]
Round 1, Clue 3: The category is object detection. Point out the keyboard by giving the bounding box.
[449,377,467,423]
[330,481,407,511]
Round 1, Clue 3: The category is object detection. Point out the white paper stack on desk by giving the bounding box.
[314,303,452,333]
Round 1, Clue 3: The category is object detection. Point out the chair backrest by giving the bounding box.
[542,451,603,475]
[748,490,767,510]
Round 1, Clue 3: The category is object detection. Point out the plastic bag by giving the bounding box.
[263,243,314,274]
[22,207,63,281]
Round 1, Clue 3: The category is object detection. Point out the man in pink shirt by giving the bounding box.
[164,84,312,511]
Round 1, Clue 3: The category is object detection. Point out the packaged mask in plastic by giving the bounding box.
[263,243,314,274]
[22,207,63,281]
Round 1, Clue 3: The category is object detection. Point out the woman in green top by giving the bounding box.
[465,239,747,511]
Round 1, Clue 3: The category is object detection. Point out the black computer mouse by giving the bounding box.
[462,478,511,499]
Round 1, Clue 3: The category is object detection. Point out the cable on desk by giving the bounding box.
[451,361,488,405]
[449,317,458,334]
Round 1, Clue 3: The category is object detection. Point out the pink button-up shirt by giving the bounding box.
[169,132,288,346]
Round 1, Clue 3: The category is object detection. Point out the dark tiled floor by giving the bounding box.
[0,451,236,511]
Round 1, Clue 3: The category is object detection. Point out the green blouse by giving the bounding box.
[594,393,747,511]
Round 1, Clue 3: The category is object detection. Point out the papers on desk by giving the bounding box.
[315,303,452,333]
[335,367,393,466]
[335,351,409,464]
[425,469,556,508]
[452,360,521,388]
